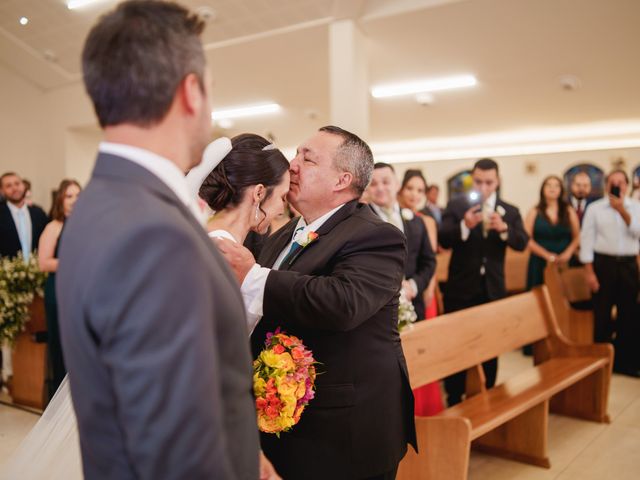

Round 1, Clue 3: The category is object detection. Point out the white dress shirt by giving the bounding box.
[241,203,346,323]
[99,142,200,220]
[7,201,32,259]
[579,197,640,263]
[370,203,404,233]
[460,192,507,241]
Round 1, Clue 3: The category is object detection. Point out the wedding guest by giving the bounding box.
[0,172,48,259]
[219,126,417,480]
[396,168,444,416]
[368,163,436,320]
[422,184,442,224]
[55,2,265,478]
[580,169,640,377]
[524,175,580,289]
[569,171,593,225]
[38,179,81,403]
[438,158,529,406]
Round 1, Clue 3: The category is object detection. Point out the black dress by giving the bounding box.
[45,227,65,403]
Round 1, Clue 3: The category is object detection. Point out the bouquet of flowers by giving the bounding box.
[398,289,417,332]
[253,328,317,435]
[0,252,47,343]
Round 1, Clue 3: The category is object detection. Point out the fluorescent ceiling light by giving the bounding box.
[371,74,477,99]
[67,0,111,10]
[211,103,281,121]
[370,120,640,164]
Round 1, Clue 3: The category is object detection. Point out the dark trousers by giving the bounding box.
[362,465,398,480]
[592,253,640,369]
[443,288,499,407]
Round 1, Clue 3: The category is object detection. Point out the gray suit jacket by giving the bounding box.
[57,153,259,479]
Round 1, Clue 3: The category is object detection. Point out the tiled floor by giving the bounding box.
[0,351,639,478]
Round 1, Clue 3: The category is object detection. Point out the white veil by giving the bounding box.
[1,376,81,480]
[1,139,231,480]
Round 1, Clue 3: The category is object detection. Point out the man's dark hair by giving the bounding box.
[0,172,19,187]
[606,169,629,184]
[82,0,206,128]
[319,126,374,195]
[427,184,439,192]
[373,162,395,172]
[472,158,499,174]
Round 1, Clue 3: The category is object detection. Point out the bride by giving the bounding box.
[1,135,290,479]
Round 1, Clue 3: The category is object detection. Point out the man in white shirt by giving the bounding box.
[580,169,640,377]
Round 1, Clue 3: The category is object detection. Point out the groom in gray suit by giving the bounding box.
[57,2,261,478]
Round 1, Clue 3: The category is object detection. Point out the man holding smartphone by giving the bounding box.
[438,158,529,405]
[580,169,640,377]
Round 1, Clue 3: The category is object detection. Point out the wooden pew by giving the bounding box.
[435,248,529,294]
[397,286,612,480]
[544,263,594,344]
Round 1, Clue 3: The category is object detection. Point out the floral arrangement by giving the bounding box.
[253,328,317,435]
[398,289,418,332]
[0,252,47,343]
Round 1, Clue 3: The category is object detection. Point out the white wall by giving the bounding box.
[395,147,640,214]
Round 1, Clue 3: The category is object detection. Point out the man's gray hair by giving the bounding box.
[319,126,374,196]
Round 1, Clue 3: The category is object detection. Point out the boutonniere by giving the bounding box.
[496,205,506,217]
[295,231,319,248]
[401,208,414,221]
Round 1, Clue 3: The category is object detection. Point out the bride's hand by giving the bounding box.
[214,238,256,284]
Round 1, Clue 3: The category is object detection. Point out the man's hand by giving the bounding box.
[556,250,572,263]
[259,451,282,480]
[213,238,256,284]
[463,205,483,229]
[609,193,625,213]
[488,212,508,233]
[586,270,600,293]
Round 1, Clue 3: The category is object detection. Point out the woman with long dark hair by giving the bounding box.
[38,179,82,402]
[524,175,580,289]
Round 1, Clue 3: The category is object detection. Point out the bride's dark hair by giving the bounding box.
[199,133,289,211]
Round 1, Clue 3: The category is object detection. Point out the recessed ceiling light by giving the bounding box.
[211,103,281,121]
[371,74,477,99]
[19,17,29,26]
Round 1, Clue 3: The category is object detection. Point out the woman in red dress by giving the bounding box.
[398,169,444,416]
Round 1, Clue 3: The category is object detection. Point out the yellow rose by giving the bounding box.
[260,350,281,369]
[276,378,297,397]
[253,376,267,397]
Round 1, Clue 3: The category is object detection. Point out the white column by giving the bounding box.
[328,20,370,139]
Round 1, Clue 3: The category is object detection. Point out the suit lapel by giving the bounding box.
[1,203,20,246]
[259,219,299,268]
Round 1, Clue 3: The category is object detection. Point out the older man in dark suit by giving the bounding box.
[56,2,261,478]
[220,126,416,480]
[438,158,529,406]
[368,162,436,319]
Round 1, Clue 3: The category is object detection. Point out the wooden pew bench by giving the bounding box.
[544,263,594,344]
[397,286,612,480]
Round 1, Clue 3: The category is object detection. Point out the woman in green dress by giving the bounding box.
[38,179,81,403]
[524,175,580,289]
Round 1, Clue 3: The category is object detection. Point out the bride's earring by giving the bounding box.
[255,203,260,221]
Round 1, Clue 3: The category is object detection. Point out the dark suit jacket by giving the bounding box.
[0,201,48,258]
[370,206,436,319]
[251,200,416,480]
[57,153,259,480]
[438,196,528,305]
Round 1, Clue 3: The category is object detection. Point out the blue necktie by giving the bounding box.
[17,209,30,262]
[281,227,305,266]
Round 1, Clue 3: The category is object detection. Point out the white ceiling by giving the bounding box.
[1,0,639,149]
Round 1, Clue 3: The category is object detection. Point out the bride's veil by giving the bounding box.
[1,376,82,479]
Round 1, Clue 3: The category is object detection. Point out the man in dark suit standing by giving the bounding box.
[368,162,436,319]
[0,172,48,260]
[219,126,416,480]
[438,158,529,406]
[56,2,261,478]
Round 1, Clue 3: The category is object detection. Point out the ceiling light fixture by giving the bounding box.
[371,74,477,99]
[67,0,111,10]
[211,103,281,121]
[19,17,29,25]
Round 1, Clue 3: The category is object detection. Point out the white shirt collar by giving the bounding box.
[483,192,497,209]
[6,201,27,214]
[294,203,346,239]
[99,142,192,211]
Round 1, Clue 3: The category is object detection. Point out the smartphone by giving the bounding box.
[611,185,621,198]
[467,190,481,207]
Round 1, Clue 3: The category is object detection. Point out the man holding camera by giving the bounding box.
[580,169,640,377]
[438,158,529,406]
